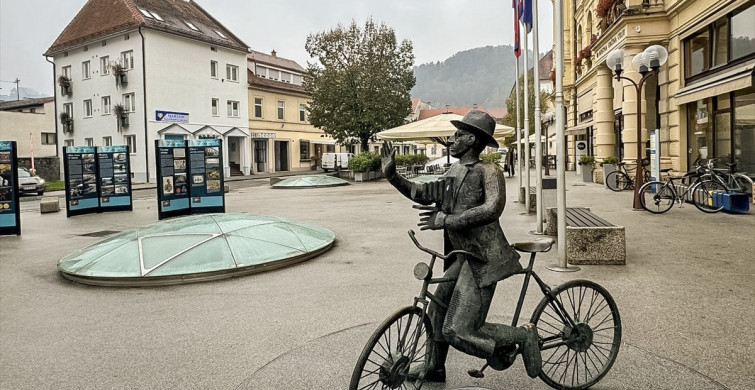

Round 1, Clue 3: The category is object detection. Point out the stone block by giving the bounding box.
[566,226,626,265]
[40,197,60,213]
[224,184,230,193]
[269,177,283,185]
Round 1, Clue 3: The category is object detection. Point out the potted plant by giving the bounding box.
[111,63,128,86]
[578,155,596,182]
[59,112,73,133]
[350,152,372,182]
[113,103,129,128]
[57,75,72,96]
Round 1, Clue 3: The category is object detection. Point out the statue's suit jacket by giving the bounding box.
[391,160,521,288]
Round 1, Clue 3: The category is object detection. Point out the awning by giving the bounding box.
[565,121,593,135]
[675,60,755,105]
[307,139,336,145]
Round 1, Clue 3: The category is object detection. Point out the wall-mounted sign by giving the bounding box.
[64,146,100,217]
[188,139,225,214]
[0,141,20,235]
[97,145,133,212]
[155,139,190,219]
[250,132,276,139]
[156,110,189,123]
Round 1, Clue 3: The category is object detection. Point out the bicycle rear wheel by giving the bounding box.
[605,171,630,192]
[639,181,675,214]
[530,280,622,390]
[692,180,726,213]
[349,306,433,390]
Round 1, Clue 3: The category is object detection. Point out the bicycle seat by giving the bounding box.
[513,239,554,253]
[660,168,672,173]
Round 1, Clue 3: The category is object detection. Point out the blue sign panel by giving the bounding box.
[155,139,190,219]
[0,141,20,235]
[97,145,133,211]
[155,110,189,123]
[188,139,225,214]
[64,146,100,217]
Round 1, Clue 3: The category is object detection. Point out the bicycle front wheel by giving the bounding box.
[605,171,629,192]
[530,280,622,390]
[692,180,726,213]
[639,181,675,214]
[349,306,433,390]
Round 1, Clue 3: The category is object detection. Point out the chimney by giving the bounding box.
[271,50,277,57]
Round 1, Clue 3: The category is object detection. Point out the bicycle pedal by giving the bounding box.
[467,369,485,378]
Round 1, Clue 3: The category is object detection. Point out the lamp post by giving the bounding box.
[605,45,668,210]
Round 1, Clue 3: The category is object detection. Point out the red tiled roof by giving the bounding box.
[248,50,306,73]
[0,97,55,111]
[45,0,247,56]
[538,50,553,81]
[411,98,421,111]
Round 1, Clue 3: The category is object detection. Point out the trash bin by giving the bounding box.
[542,177,557,210]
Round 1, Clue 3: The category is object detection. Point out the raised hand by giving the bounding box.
[381,141,397,180]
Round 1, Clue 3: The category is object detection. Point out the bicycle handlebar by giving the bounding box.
[407,230,482,262]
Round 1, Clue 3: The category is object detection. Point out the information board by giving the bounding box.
[64,146,100,217]
[156,139,190,219]
[188,139,225,214]
[97,145,133,212]
[649,129,660,181]
[0,141,21,235]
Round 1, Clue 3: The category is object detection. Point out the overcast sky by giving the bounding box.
[0,0,553,96]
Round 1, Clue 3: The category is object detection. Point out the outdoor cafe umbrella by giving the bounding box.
[376,113,515,146]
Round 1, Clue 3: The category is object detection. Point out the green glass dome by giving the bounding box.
[57,214,335,286]
[272,175,349,188]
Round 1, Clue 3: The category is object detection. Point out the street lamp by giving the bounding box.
[606,45,668,210]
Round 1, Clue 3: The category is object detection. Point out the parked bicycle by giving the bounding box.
[605,159,656,192]
[638,164,727,214]
[349,230,622,390]
[704,159,753,199]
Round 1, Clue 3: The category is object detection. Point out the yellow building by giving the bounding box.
[247,50,335,174]
[560,0,754,179]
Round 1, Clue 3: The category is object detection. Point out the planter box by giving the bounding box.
[602,163,617,189]
[368,171,376,181]
[580,165,594,182]
[354,172,366,182]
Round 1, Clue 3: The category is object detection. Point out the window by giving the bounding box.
[269,69,280,80]
[277,101,285,120]
[227,100,239,117]
[41,133,56,145]
[102,96,111,114]
[82,61,91,79]
[734,90,755,175]
[100,56,110,75]
[63,103,73,116]
[211,98,219,116]
[64,139,74,148]
[731,5,755,60]
[299,104,306,122]
[125,135,137,154]
[254,98,263,118]
[151,12,164,21]
[84,99,93,117]
[299,140,310,161]
[214,29,227,39]
[210,60,218,78]
[138,8,154,18]
[255,65,267,78]
[123,93,135,112]
[184,21,199,31]
[62,65,71,78]
[226,64,238,81]
[85,138,94,147]
[103,136,112,146]
[121,50,134,70]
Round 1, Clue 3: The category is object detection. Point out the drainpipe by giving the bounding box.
[139,27,149,183]
[45,56,59,159]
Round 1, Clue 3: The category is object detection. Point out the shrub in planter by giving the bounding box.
[578,155,596,166]
[58,75,72,95]
[349,152,374,173]
[481,152,502,164]
[600,156,619,166]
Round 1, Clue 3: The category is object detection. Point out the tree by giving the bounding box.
[501,73,550,146]
[304,19,415,151]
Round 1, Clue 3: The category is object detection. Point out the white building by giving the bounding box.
[44,0,251,182]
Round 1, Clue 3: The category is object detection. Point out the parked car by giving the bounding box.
[321,153,353,172]
[17,168,45,195]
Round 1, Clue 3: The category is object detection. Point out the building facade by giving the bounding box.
[44,0,250,182]
[560,0,754,178]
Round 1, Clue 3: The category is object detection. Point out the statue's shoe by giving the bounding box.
[407,365,446,382]
[521,323,542,378]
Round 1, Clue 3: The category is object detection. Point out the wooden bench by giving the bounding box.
[545,207,626,265]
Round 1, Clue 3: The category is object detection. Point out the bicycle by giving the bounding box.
[705,159,753,199]
[605,159,656,192]
[638,165,727,214]
[349,230,622,390]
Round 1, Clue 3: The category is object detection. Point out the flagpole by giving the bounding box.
[533,0,543,234]
[523,18,531,214]
[515,49,522,194]
[547,0,579,272]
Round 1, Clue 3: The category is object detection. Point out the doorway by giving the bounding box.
[274,140,289,172]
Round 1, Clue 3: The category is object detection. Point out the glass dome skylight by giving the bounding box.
[57,214,335,286]
[272,175,349,188]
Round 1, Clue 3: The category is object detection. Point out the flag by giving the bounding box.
[520,0,533,34]
[513,3,521,57]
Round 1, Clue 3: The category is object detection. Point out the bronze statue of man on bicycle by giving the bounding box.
[380,110,542,381]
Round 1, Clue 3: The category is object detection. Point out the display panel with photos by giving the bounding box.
[188,139,225,214]
[97,145,133,211]
[64,146,100,217]
[155,139,190,219]
[0,141,20,235]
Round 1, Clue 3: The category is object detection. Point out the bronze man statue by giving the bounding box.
[381,110,541,381]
